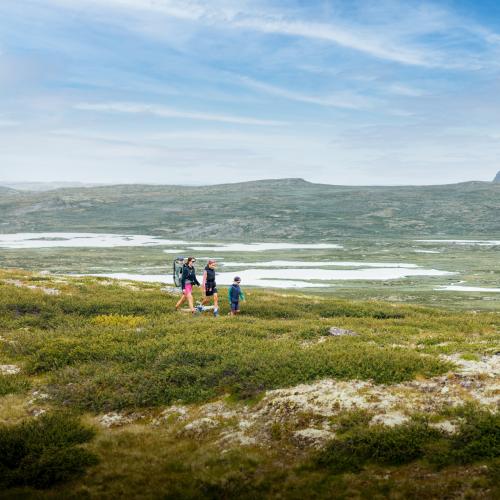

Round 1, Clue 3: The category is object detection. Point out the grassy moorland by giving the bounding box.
[0,269,499,498]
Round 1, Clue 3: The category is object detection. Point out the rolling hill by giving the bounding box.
[0,186,18,195]
[0,178,499,239]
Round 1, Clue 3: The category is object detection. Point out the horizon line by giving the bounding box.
[1,176,498,190]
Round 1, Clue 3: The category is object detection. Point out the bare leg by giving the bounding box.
[175,294,186,310]
[202,293,217,307]
[187,293,195,312]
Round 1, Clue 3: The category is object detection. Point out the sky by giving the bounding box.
[1,0,500,186]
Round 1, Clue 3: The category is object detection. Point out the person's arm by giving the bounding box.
[239,289,245,301]
[193,269,200,286]
[202,270,207,289]
[181,266,188,289]
[228,287,232,302]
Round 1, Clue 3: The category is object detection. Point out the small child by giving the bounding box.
[228,276,245,315]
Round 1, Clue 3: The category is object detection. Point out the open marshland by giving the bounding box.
[0,232,498,310]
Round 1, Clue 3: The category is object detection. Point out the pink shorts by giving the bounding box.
[183,283,193,295]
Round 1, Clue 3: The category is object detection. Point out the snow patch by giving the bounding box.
[0,232,187,249]
[436,285,500,293]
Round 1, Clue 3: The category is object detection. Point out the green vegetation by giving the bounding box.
[0,275,450,410]
[0,412,97,489]
[0,270,498,498]
[316,408,500,473]
[429,406,500,467]
[0,374,30,396]
[316,420,442,472]
[1,179,499,238]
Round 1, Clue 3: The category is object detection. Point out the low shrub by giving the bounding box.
[315,421,441,473]
[0,413,98,489]
[316,408,500,474]
[428,407,500,467]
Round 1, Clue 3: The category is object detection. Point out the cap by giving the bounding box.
[234,276,241,282]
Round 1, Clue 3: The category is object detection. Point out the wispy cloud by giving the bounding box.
[42,0,500,68]
[386,84,425,97]
[3,1,500,185]
[233,17,435,67]
[239,77,380,110]
[74,102,288,126]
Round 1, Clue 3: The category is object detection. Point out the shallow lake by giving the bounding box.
[1,233,498,293]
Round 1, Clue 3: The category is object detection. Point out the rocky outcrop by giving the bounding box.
[494,171,500,183]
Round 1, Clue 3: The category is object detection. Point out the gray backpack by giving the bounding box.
[173,257,185,288]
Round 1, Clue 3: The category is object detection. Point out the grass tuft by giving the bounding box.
[0,374,30,396]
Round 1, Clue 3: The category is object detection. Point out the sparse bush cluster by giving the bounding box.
[315,408,500,473]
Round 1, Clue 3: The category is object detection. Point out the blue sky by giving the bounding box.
[1,0,500,185]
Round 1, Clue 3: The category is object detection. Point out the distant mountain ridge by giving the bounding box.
[0,186,18,195]
[0,181,103,192]
[0,178,499,239]
[494,171,500,183]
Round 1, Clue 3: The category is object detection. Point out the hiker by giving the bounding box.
[201,259,219,317]
[228,276,245,316]
[175,256,200,313]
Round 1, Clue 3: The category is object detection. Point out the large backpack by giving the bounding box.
[173,257,185,287]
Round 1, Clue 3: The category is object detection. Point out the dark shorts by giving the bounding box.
[205,286,218,297]
[231,301,239,311]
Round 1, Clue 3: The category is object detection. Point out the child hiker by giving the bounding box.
[228,276,245,316]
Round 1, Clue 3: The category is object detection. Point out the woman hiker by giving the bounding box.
[201,259,219,317]
[175,256,200,313]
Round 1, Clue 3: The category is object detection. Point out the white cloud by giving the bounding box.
[40,0,498,68]
[233,16,435,67]
[74,102,288,126]
[386,84,425,97]
[239,77,380,110]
